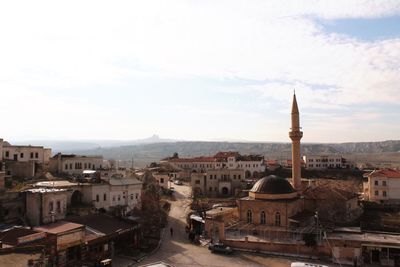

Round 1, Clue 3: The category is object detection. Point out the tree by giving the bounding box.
[172,152,179,158]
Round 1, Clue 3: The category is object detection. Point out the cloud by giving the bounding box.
[0,0,399,141]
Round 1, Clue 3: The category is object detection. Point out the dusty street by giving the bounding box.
[135,183,293,267]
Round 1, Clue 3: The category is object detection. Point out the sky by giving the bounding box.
[0,0,400,143]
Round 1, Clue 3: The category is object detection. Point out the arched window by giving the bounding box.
[275,212,281,226]
[247,210,252,223]
[260,211,266,224]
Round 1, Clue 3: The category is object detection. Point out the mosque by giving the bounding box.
[236,93,309,231]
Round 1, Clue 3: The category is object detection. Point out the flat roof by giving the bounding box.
[35,180,78,188]
[34,221,83,234]
[26,188,67,193]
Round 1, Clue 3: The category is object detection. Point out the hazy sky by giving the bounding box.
[1,0,400,143]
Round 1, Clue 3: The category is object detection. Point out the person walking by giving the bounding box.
[170,227,174,237]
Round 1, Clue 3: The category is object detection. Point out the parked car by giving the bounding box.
[174,180,183,185]
[208,243,233,254]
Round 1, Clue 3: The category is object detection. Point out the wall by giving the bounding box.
[0,192,25,223]
[238,198,301,227]
[26,193,41,226]
[41,192,68,224]
[5,161,35,178]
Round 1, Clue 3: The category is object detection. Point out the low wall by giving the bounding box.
[224,238,331,259]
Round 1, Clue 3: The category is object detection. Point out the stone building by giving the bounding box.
[237,175,302,228]
[0,138,51,178]
[191,168,245,197]
[363,169,400,203]
[49,153,106,175]
[25,188,69,226]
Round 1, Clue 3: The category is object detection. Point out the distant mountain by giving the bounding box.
[71,140,400,167]
[11,134,178,153]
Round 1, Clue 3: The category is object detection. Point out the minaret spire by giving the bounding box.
[289,91,303,191]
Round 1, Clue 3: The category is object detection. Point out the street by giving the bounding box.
[135,183,293,267]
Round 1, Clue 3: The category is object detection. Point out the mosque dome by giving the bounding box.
[249,175,298,200]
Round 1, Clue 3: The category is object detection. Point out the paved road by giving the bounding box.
[136,183,293,267]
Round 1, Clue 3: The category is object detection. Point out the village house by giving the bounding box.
[25,188,69,226]
[363,169,400,203]
[49,153,106,175]
[0,138,52,178]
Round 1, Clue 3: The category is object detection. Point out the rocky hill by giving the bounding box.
[72,140,400,167]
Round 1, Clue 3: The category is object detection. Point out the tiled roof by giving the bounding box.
[367,169,400,178]
[214,151,240,158]
[168,157,217,163]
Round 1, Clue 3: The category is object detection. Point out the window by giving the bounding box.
[130,194,133,200]
[56,201,61,213]
[135,193,139,199]
[195,180,200,184]
[160,178,164,183]
[112,196,115,202]
[69,163,73,169]
[275,212,281,226]
[209,187,212,192]
[49,202,54,212]
[20,153,24,158]
[260,211,266,224]
[383,191,387,197]
[383,181,387,186]
[247,210,252,223]
[210,175,213,179]
[35,152,39,158]
[5,151,9,157]
[374,180,379,186]
[84,163,87,169]
[118,195,121,201]
[374,190,379,196]
[30,152,34,158]
[96,194,99,202]
[238,175,241,179]
[65,164,68,170]
[103,194,107,201]
[233,175,237,179]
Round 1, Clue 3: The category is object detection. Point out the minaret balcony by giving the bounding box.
[289,131,303,139]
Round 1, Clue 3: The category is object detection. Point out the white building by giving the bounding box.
[81,177,143,213]
[167,151,265,178]
[363,169,400,203]
[303,155,344,170]
[49,153,106,175]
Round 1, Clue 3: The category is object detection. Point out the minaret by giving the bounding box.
[289,92,303,191]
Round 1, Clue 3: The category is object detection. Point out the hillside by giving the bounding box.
[71,140,400,167]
